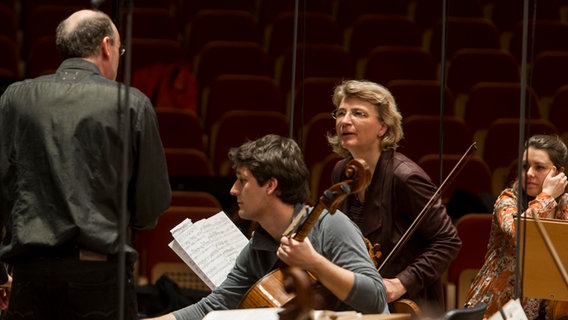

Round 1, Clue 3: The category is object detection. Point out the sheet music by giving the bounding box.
[202,308,282,320]
[168,212,248,290]
[194,212,249,263]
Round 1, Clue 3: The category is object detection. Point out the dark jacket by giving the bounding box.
[0,58,171,262]
[332,150,461,317]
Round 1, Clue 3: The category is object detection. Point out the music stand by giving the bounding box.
[517,217,568,301]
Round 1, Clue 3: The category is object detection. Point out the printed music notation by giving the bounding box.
[169,211,249,290]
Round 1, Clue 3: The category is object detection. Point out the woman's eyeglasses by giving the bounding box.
[331,109,370,120]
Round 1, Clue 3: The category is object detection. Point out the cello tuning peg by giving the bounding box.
[322,189,336,200]
[339,184,351,194]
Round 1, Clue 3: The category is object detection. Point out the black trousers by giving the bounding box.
[3,250,137,320]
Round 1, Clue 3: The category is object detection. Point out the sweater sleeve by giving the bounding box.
[312,211,389,314]
[172,243,258,320]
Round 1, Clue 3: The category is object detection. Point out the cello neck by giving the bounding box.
[286,159,371,243]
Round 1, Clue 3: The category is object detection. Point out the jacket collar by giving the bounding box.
[335,150,394,236]
[56,58,102,75]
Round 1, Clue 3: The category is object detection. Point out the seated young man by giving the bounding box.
[147,134,388,320]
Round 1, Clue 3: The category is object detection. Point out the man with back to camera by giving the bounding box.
[0,9,171,319]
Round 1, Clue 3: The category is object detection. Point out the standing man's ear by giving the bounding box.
[101,36,112,59]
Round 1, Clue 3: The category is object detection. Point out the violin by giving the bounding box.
[364,238,381,268]
[238,158,371,310]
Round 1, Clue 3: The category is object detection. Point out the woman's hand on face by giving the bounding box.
[542,167,568,198]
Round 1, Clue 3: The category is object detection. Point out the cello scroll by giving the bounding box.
[294,158,371,242]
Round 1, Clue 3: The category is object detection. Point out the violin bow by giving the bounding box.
[378,142,477,273]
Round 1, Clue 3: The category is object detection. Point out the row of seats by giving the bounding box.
[10,12,568,85]
[128,38,565,129]
[161,110,289,176]
[3,2,568,139]
[154,74,568,149]
[9,0,568,40]
[4,35,568,118]
[160,107,555,208]
[3,0,568,81]
[143,44,568,129]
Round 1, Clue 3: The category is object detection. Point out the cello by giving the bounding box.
[238,158,372,310]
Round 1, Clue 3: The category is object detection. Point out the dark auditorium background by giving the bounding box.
[2,0,568,312]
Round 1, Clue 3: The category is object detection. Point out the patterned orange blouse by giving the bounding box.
[464,188,568,319]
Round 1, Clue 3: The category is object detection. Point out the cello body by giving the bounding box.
[239,269,295,309]
[239,269,293,309]
[239,268,338,310]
